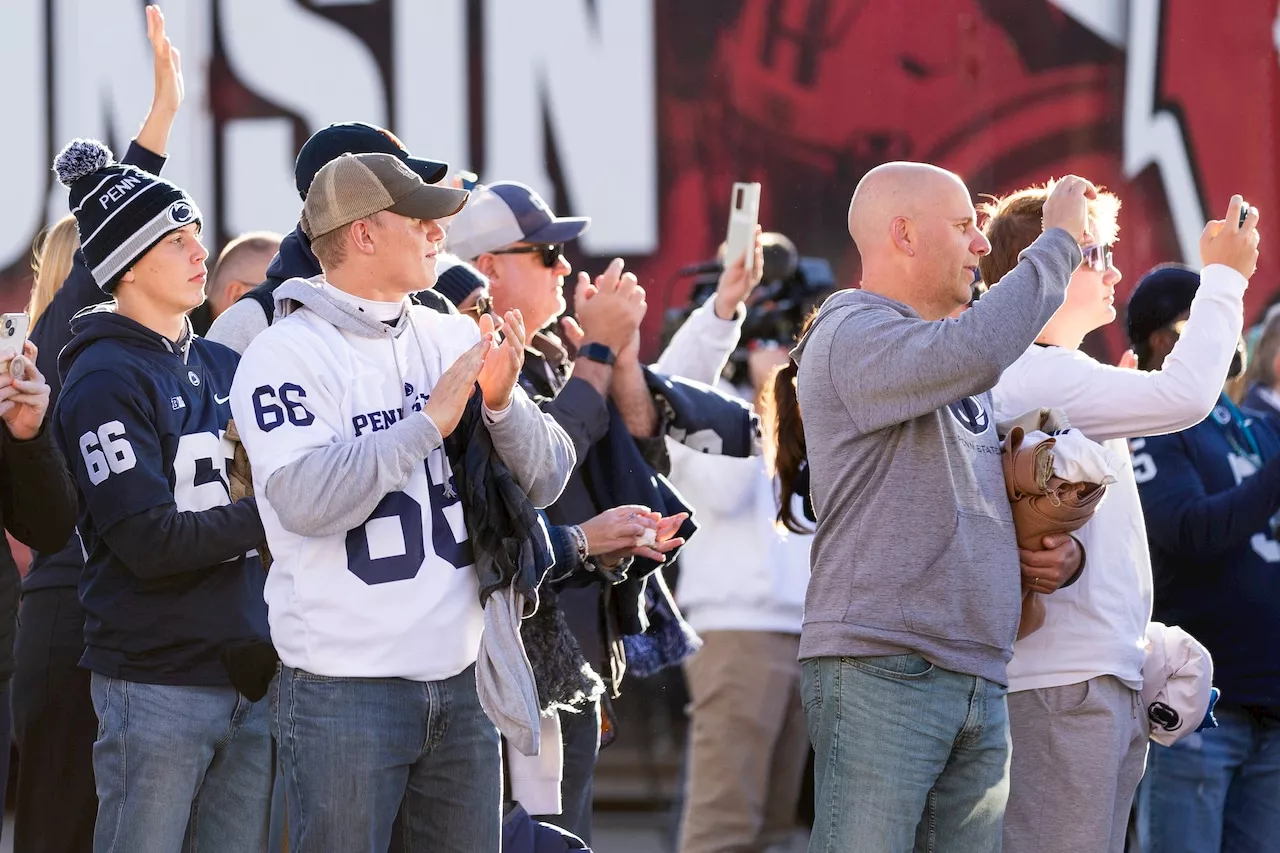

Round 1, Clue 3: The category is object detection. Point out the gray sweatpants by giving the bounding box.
[1003,675,1149,853]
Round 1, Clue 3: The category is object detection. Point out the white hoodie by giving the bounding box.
[993,263,1246,693]
[654,294,812,634]
[668,442,811,634]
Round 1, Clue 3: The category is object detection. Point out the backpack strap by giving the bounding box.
[237,278,283,323]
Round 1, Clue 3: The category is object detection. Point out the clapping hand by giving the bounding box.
[424,335,494,437]
[476,310,527,412]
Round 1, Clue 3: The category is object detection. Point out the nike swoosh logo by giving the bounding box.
[215,394,231,405]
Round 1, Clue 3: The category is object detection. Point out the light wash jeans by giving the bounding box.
[1145,702,1280,852]
[802,654,1011,853]
[89,673,272,853]
[273,663,501,852]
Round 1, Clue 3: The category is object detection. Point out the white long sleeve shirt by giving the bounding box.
[651,295,812,633]
[668,440,811,634]
[993,263,1247,693]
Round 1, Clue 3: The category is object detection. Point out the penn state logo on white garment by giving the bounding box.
[188,370,200,387]
[167,200,196,226]
[947,396,990,435]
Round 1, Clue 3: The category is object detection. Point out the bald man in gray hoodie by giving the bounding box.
[792,164,1092,853]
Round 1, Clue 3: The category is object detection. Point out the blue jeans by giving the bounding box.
[89,673,272,853]
[802,655,1011,853]
[1145,702,1280,852]
[273,663,501,852]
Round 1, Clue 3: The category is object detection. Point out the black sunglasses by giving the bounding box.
[491,243,564,268]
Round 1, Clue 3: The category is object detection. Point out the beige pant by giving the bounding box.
[678,630,810,853]
[1004,675,1149,853]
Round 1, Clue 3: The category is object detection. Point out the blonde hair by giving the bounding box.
[978,181,1121,287]
[29,215,80,327]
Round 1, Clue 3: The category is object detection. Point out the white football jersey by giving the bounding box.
[230,296,483,682]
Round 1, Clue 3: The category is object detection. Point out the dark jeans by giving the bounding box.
[12,587,96,852]
[0,680,10,843]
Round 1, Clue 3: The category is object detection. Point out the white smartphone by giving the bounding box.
[725,182,761,274]
[0,313,30,365]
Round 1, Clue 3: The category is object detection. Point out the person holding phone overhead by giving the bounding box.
[447,179,765,843]
[792,163,1089,852]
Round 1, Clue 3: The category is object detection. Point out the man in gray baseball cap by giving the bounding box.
[299,152,469,297]
[229,150,576,851]
[303,152,468,245]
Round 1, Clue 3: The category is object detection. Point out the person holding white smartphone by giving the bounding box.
[16,7,189,850]
[0,333,79,846]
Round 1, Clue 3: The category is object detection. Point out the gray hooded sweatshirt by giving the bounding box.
[253,277,575,755]
[791,228,1080,685]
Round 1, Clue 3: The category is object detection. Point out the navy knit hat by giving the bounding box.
[1126,264,1201,348]
[54,138,202,292]
[294,123,448,200]
[434,254,489,308]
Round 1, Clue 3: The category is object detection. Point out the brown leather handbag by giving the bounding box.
[1002,423,1107,638]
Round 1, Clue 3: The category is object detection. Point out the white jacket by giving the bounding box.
[1142,621,1214,746]
[993,263,1246,692]
[231,277,573,685]
[668,442,811,634]
[656,295,811,634]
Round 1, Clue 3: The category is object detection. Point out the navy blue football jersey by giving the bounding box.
[55,307,267,686]
[1133,396,1280,705]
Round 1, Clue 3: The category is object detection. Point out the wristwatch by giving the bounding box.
[577,342,617,366]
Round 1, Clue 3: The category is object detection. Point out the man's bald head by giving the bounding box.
[208,231,283,318]
[846,161,990,320]
[847,162,969,254]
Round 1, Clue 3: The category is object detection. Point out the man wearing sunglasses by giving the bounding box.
[447,181,762,842]
[984,184,1259,853]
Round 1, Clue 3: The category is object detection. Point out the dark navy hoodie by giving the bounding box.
[26,139,167,593]
[1134,395,1280,706]
[55,307,268,685]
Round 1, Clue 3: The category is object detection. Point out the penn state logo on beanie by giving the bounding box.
[54,138,202,292]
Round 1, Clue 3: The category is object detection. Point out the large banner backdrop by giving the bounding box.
[1,0,1276,359]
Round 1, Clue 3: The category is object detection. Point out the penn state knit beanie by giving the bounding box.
[54,138,202,292]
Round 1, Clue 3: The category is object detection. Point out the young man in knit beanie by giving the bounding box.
[986,186,1258,853]
[16,7,189,850]
[51,138,272,852]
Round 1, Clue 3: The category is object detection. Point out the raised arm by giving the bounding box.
[823,228,1079,434]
